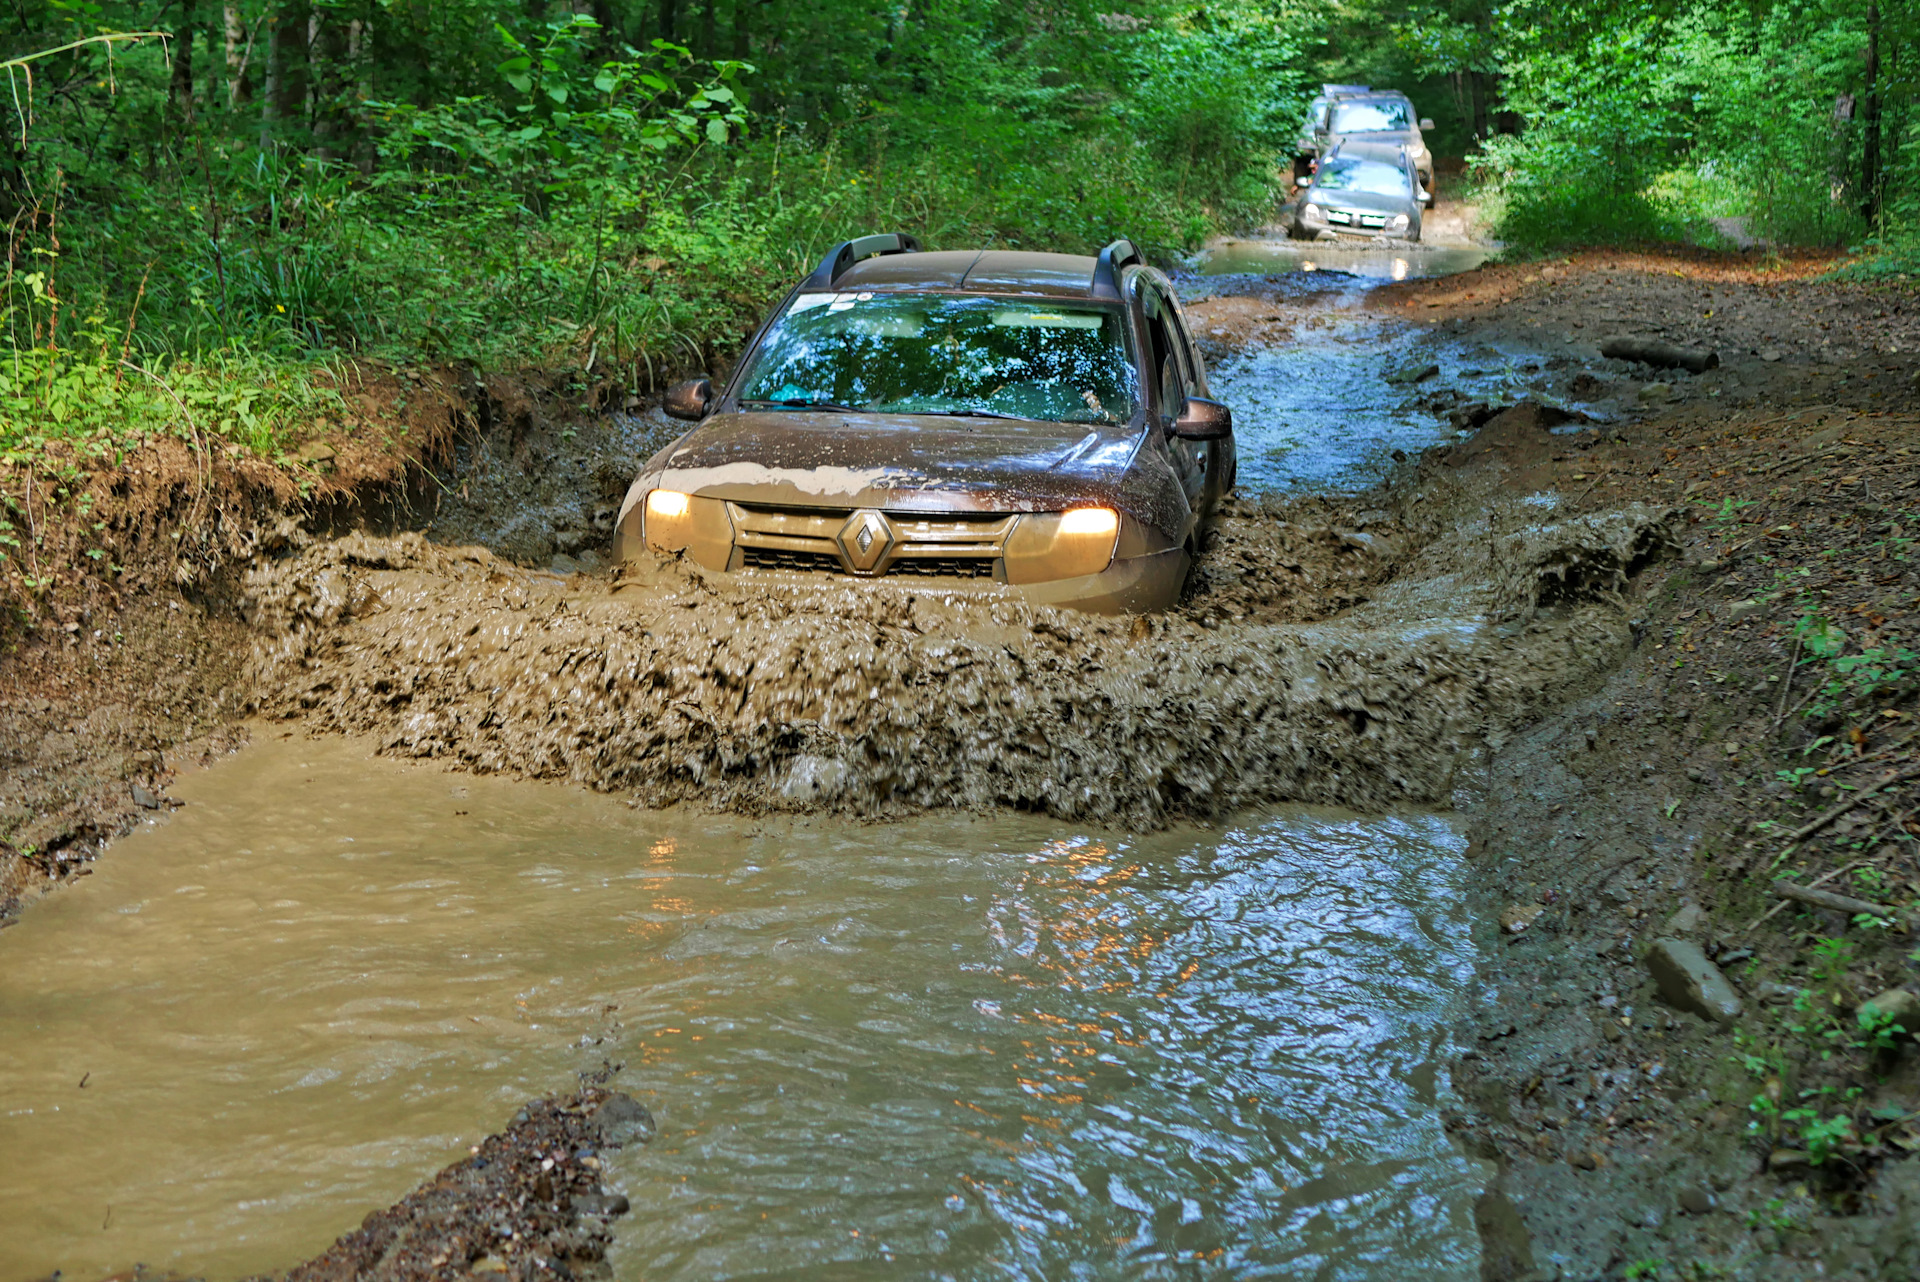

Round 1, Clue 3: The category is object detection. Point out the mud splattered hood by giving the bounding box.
[639,409,1148,513]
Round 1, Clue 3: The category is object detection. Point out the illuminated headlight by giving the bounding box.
[646,488,690,520]
[640,488,723,556]
[1301,202,1329,226]
[1003,507,1120,583]
[1387,213,1411,233]
[1058,507,1119,537]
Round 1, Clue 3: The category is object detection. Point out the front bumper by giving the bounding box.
[612,493,1187,613]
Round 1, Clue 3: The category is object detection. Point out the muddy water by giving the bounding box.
[1198,237,1491,281]
[0,734,1484,1280]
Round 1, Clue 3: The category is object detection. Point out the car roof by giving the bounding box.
[1327,87,1412,103]
[833,250,1118,300]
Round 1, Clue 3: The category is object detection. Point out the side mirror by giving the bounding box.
[1418,189,1432,203]
[1172,396,1232,441]
[1419,117,1435,131]
[663,377,713,421]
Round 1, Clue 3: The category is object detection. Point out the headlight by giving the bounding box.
[1003,508,1119,583]
[1388,212,1410,232]
[1301,202,1328,226]
[637,488,732,569]
[1058,507,1118,537]
[646,488,690,520]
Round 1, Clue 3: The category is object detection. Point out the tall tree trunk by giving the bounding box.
[308,12,347,159]
[732,0,750,59]
[260,9,281,145]
[1861,0,1882,224]
[224,3,253,107]
[347,17,374,171]
[170,0,198,127]
[660,0,678,44]
[268,6,309,147]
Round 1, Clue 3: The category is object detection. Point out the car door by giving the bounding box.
[1138,280,1206,515]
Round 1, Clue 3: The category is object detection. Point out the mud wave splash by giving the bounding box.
[242,494,1673,823]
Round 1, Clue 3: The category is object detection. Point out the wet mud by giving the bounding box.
[239,470,1672,825]
[264,1083,650,1282]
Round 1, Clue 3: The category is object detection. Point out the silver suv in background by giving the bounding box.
[1293,85,1436,202]
[1289,141,1427,242]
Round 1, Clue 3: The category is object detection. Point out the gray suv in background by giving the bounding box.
[1293,85,1436,202]
[1289,141,1427,242]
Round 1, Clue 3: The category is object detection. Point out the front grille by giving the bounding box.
[743,548,844,574]
[888,556,997,579]
[727,501,1014,580]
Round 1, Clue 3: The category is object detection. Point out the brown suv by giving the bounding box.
[612,234,1236,614]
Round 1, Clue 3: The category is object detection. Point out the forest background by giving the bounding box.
[0,0,1915,477]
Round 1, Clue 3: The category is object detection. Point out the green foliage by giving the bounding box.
[1790,611,1918,717]
[1476,0,1920,253]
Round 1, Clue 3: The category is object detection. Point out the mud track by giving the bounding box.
[240,474,1669,825]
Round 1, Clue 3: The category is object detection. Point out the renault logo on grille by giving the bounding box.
[837,509,893,574]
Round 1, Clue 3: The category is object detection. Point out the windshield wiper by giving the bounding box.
[739,397,866,412]
[910,407,1030,420]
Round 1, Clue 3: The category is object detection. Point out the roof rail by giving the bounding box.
[1322,83,1370,95]
[805,233,923,289]
[1091,238,1143,299]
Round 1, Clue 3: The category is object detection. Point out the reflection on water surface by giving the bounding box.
[0,736,1481,1280]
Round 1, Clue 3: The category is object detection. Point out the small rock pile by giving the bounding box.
[264,1085,652,1282]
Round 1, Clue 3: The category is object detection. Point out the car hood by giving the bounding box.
[635,409,1148,513]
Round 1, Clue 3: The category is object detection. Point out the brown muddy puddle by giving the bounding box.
[0,733,1484,1280]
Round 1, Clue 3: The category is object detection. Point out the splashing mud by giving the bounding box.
[241,470,1672,822]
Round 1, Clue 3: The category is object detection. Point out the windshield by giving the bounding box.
[1330,100,1412,133]
[735,294,1135,424]
[1314,157,1413,197]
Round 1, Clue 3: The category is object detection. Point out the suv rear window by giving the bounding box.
[1330,100,1411,133]
[737,294,1135,425]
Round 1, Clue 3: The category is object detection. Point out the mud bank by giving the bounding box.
[1370,250,1920,1280]
[239,470,1670,824]
[262,1081,652,1282]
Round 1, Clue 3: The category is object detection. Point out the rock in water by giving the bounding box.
[1645,937,1742,1025]
[594,1092,657,1145]
[130,783,161,809]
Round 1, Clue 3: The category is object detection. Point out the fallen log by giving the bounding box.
[1600,336,1720,373]
[1771,879,1913,926]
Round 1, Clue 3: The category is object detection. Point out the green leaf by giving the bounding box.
[546,85,569,105]
[705,117,728,144]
